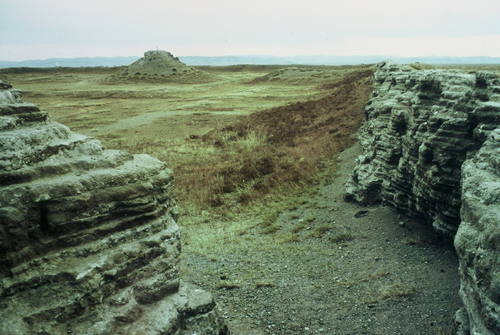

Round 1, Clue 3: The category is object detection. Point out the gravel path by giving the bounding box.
[180,142,461,335]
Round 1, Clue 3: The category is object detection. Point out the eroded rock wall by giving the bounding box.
[0,80,228,335]
[346,63,499,334]
[455,129,500,335]
[346,62,499,235]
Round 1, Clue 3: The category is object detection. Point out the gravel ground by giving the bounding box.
[180,142,461,335]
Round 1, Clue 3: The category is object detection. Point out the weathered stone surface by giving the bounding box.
[346,62,499,236]
[346,63,499,334]
[0,82,228,335]
[455,129,500,335]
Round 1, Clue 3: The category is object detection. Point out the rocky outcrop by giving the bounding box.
[346,62,499,235]
[455,129,500,335]
[0,80,228,335]
[346,63,499,334]
[107,50,215,83]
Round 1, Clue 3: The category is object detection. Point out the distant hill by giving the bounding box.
[1,55,500,68]
[183,55,500,66]
[0,56,139,68]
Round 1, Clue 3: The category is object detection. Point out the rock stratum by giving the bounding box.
[0,80,228,335]
[107,50,215,83]
[346,63,499,334]
[455,129,500,335]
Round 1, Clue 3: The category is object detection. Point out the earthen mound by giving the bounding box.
[106,50,216,83]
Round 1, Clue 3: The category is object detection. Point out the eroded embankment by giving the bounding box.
[193,69,373,208]
[180,68,463,335]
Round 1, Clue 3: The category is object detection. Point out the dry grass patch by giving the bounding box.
[255,280,276,288]
[261,224,281,235]
[328,230,355,243]
[278,232,301,243]
[201,69,371,204]
[291,221,309,234]
[4,66,373,223]
[365,280,415,304]
[309,224,333,238]
[217,280,241,290]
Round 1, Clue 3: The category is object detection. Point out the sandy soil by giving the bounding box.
[181,141,462,335]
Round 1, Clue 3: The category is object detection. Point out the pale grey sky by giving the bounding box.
[1,0,500,60]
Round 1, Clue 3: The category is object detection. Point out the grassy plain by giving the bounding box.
[1,64,468,333]
[1,65,371,216]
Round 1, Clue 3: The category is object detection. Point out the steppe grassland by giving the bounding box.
[1,65,467,333]
[3,65,371,221]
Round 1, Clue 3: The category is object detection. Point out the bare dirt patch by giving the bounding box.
[181,142,461,335]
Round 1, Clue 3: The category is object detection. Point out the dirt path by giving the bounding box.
[180,142,462,335]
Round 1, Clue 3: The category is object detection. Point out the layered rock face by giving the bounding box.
[0,81,228,335]
[455,129,500,335]
[346,62,499,235]
[346,63,499,334]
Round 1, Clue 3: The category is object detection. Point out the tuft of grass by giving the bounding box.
[378,283,414,300]
[366,281,415,304]
[261,208,280,227]
[309,224,333,238]
[291,221,309,234]
[328,230,354,243]
[304,215,315,223]
[217,280,241,290]
[261,224,280,235]
[278,232,301,244]
[255,280,276,288]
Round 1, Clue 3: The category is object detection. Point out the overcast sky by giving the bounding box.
[1,0,500,60]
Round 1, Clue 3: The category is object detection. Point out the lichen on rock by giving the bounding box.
[455,129,500,335]
[346,62,499,236]
[0,80,228,335]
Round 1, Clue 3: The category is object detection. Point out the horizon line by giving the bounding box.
[2,54,500,63]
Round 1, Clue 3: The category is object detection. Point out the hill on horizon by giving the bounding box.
[1,55,500,68]
[105,50,215,83]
